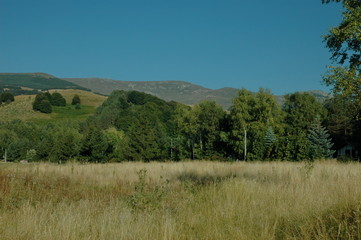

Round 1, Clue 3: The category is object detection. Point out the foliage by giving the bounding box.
[0,88,354,162]
[0,73,88,91]
[323,0,361,104]
[33,93,52,113]
[50,92,66,106]
[49,126,82,163]
[81,128,109,162]
[0,91,14,104]
[127,169,169,211]
[283,92,326,133]
[124,107,165,161]
[230,88,283,160]
[176,100,227,159]
[324,94,358,150]
[85,90,179,161]
[26,149,37,162]
[308,120,335,159]
[71,94,81,105]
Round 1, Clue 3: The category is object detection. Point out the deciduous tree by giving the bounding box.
[323,0,361,104]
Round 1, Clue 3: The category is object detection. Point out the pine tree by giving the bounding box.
[308,120,335,159]
[264,126,277,159]
[265,126,276,148]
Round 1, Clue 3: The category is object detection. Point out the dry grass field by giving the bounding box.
[0,95,51,122]
[0,90,107,122]
[0,160,360,240]
[48,89,107,107]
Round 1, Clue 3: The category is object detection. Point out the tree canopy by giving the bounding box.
[323,0,361,105]
[0,92,15,103]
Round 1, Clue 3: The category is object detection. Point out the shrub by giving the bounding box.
[71,94,81,105]
[0,92,14,104]
[33,93,52,113]
[51,92,66,106]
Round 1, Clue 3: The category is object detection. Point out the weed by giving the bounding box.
[300,160,314,179]
[127,169,169,212]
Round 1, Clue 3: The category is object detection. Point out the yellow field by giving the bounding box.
[0,160,360,240]
[0,95,51,121]
[48,89,107,107]
[0,90,107,122]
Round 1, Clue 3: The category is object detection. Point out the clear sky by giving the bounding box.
[0,0,343,94]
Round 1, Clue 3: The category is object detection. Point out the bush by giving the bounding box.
[72,95,81,105]
[33,93,52,113]
[337,155,355,162]
[0,92,14,104]
[51,92,66,106]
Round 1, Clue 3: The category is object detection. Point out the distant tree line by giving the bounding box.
[0,89,359,163]
[0,86,40,96]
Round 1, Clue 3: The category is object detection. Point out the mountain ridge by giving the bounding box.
[64,77,330,109]
[0,73,89,93]
[0,73,330,109]
[64,77,240,108]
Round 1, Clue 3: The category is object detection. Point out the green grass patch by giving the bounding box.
[51,104,95,120]
[30,104,96,124]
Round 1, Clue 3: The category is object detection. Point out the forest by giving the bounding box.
[1,0,361,163]
[0,88,359,163]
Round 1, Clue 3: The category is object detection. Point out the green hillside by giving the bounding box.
[0,90,107,123]
[0,73,89,93]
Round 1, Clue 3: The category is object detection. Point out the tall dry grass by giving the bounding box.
[0,160,360,239]
[48,89,107,107]
[0,95,51,122]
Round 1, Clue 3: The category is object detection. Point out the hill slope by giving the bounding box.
[65,77,330,109]
[0,73,329,109]
[0,89,107,122]
[64,78,241,108]
[0,73,89,93]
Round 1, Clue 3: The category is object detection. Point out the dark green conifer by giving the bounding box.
[308,120,335,159]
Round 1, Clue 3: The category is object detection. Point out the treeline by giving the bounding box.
[0,89,359,162]
[0,86,40,96]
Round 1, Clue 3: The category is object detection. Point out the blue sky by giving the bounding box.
[0,0,343,94]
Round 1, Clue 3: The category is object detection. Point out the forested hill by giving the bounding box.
[64,77,330,109]
[0,73,89,95]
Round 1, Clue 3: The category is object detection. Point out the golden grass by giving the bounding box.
[0,95,51,121]
[0,90,106,122]
[48,89,107,107]
[0,160,360,239]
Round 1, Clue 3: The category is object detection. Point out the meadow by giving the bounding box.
[0,160,360,240]
[0,90,107,123]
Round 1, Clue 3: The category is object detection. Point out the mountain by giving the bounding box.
[0,73,89,94]
[0,73,330,109]
[64,77,330,109]
[64,78,241,108]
